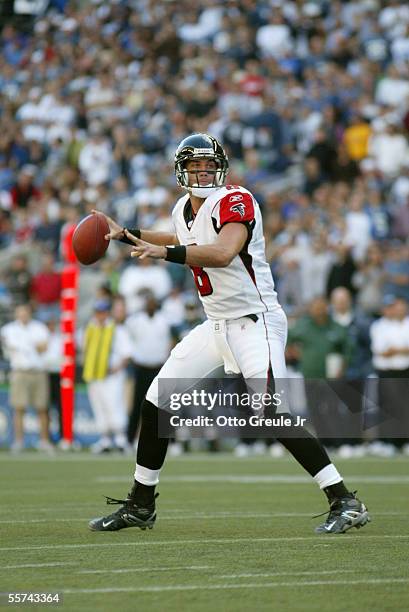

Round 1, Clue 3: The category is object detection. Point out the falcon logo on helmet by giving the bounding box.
[174,133,229,198]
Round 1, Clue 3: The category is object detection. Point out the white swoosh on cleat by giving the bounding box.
[102,520,115,528]
[325,521,337,531]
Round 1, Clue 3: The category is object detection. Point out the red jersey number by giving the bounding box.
[190,265,213,297]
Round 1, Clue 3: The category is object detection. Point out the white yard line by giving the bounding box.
[219,570,357,579]
[78,568,356,578]
[1,535,408,553]
[62,578,409,594]
[0,562,75,569]
[79,566,210,575]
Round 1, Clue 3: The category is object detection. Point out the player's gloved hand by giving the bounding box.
[91,209,124,241]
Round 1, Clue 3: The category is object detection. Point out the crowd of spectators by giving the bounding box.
[0,0,409,387]
[0,0,409,316]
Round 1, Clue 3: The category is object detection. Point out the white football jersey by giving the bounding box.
[172,185,279,320]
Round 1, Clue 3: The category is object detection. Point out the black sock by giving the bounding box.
[130,480,155,506]
[273,418,352,502]
[323,481,351,503]
[275,418,332,476]
[130,399,169,506]
[136,399,169,468]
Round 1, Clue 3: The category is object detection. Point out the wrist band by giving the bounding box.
[119,228,141,245]
[165,245,187,264]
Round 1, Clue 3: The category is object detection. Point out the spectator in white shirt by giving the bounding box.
[256,12,292,59]
[42,315,63,442]
[344,193,372,261]
[370,295,409,449]
[84,71,116,113]
[162,288,186,327]
[375,65,409,108]
[126,293,172,444]
[178,2,222,43]
[118,258,172,314]
[391,24,409,64]
[370,295,409,373]
[391,161,409,207]
[0,304,50,452]
[368,121,409,178]
[300,236,333,303]
[78,123,112,186]
[353,243,385,316]
[378,1,409,38]
[134,175,170,209]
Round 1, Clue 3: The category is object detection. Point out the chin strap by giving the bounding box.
[190,185,220,198]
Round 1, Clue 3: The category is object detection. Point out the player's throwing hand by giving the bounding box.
[91,209,124,241]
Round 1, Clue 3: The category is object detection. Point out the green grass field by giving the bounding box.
[0,452,408,612]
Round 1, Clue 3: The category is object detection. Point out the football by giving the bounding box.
[72,213,110,265]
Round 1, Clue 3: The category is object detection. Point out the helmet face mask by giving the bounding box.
[175,133,229,198]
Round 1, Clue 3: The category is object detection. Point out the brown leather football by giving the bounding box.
[72,213,110,265]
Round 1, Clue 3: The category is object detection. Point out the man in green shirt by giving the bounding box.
[287,297,353,444]
[288,296,352,378]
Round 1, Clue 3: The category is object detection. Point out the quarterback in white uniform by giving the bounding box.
[172,183,278,319]
[89,133,370,535]
[144,180,289,407]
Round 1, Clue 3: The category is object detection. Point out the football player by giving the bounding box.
[89,133,370,534]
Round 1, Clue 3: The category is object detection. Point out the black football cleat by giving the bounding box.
[89,493,158,532]
[315,492,370,534]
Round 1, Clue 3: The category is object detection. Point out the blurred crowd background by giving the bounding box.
[0,0,408,454]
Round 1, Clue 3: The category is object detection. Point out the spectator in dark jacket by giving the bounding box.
[326,243,357,298]
[5,255,31,307]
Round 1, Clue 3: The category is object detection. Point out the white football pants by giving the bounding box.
[146,308,289,412]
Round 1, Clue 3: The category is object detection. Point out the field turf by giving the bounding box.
[0,452,408,612]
